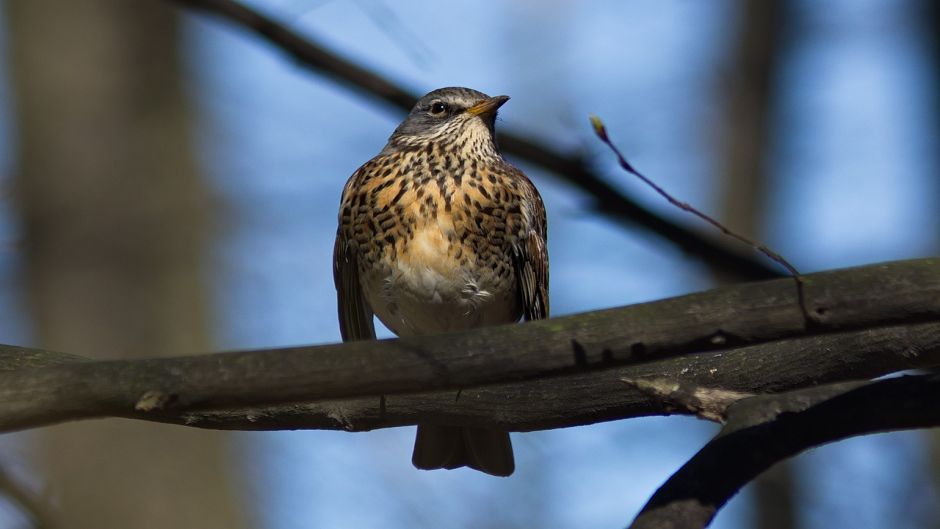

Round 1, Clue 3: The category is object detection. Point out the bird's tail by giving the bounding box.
[412,424,514,477]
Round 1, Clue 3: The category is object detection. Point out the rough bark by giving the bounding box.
[0,259,936,434]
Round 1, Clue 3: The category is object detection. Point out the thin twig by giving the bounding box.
[589,115,812,324]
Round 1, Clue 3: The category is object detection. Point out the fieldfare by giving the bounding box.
[334,87,549,477]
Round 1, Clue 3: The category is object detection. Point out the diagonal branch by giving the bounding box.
[628,375,940,529]
[0,464,52,529]
[0,259,937,434]
[167,0,781,280]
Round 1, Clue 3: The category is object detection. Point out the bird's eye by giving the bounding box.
[429,102,448,115]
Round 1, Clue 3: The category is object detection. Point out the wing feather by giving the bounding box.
[512,173,549,322]
[515,230,549,321]
[333,231,376,341]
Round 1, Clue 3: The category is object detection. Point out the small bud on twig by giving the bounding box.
[590,115,811,324]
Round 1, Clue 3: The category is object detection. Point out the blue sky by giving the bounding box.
[1,0,938,528]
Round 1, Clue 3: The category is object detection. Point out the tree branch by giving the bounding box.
[628,374,940,529]
[621,378,754,423]
[0,464,51,529]
[0,259,937,433]
[167,0,781,280]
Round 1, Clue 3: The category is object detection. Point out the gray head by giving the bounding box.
[383,87,509,153]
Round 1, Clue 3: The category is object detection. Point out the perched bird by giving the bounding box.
[334,87,548,477]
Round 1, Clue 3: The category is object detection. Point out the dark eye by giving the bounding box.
[429,102,448,115]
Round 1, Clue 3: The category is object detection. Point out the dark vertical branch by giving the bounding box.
[921,0,940,525]
[718,0,785,237]
[7,1,249,527]
[718,1,798,527]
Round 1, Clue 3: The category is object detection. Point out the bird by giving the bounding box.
[333,87,549,477]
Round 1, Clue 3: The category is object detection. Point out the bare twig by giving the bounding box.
[589,115,812,324]
[629,375,940,529]
[166,0,782,280]
[588,116,799,278]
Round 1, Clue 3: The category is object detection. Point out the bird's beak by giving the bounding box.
[466,95,510,116]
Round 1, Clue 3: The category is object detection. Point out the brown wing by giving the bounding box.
[515,230,549,321]
[512,175,549,321]
[333,229,376,341]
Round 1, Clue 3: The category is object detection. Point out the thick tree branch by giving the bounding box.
[628,374,940,529]
[168,0,780,280]
[621,378,754,423]
[0,259,937,433]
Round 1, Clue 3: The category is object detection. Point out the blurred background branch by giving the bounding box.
[718,2,799,526]
[167,0,783,281]
[0,464,49,529]
[6,1,248,527]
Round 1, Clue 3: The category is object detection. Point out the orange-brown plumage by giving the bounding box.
[334,87,548,476]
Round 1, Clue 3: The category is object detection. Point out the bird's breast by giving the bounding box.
[346,150,527,336]
[361,214,519,337]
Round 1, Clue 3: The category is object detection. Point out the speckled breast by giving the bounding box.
[345,149,527,336]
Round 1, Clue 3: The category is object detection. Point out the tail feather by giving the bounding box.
[412,424,514,477]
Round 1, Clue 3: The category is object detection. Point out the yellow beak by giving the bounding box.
[466,95,510,116]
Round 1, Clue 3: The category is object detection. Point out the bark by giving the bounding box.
[0,259,936,433]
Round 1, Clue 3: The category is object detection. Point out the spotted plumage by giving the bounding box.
[334,87,548,477]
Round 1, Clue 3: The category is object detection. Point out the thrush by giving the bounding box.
[334,87,549,477]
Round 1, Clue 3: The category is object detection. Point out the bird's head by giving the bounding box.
[384,87,509,154]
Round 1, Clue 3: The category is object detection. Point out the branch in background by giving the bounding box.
[0,464,50,529]
[167,0,781,280]
[0,259,938,433]
[718,1,797,524]
[628,375,940,529]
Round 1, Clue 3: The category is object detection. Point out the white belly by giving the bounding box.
[362,227,518,337]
